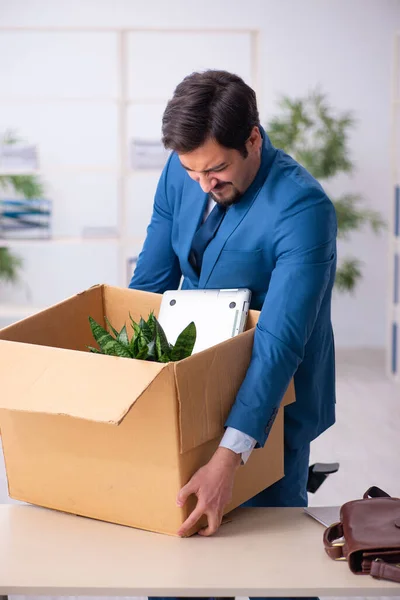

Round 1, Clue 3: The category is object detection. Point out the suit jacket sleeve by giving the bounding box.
[225,189,337,447]
[129,155,182,293]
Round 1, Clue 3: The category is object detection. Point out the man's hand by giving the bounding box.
[176,447,241,537]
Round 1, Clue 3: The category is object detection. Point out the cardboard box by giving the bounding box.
[0,284,295,536]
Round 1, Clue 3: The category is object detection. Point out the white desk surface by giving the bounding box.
[0,504,399,597]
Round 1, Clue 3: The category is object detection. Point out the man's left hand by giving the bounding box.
[176,447,241,537]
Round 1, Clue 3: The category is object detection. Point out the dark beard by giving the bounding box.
[210,185,243,207]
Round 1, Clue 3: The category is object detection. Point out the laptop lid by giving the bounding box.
[157,288,252,354]
[304,506,341,527]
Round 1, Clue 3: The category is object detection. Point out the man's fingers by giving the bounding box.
[177,504,204,537]
[198,511,222,537]
[176,479,196,507]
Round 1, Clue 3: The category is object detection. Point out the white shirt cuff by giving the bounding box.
[219,427,257,465]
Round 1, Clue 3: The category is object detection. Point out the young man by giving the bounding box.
[129,71,337,548]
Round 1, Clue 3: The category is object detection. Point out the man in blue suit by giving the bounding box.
[129,70,336,598]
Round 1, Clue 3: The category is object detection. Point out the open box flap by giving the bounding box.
[0,340,168,424]
[174,329,296,454]
[174,329,256,454]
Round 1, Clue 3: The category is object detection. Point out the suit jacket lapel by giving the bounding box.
[177,126,276,288]
[179,177,209,283]
[199,130,276,287]
[198,193,255,287]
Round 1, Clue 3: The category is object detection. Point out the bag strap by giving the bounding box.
[363,486,391,499]
[323,522,345,560]
[370,559,400,583]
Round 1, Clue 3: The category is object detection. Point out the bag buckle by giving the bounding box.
[332,538,346,560]
[375,558,400,567]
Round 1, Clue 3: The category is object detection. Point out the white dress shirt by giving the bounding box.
[203,196,257,465]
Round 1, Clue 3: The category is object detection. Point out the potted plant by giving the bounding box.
[89,312,197,362]
[267,90,385,292]
[0,131,46,287]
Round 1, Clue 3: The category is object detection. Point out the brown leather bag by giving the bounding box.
[323,486,400,583]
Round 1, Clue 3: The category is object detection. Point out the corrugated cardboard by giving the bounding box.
[0,284,295,536]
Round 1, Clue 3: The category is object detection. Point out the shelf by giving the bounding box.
[0,97,119,104]
[0,167,163,175]
[0,236,120,247]
[0,26,258,34]
[0,97,169,105]
[0,236,144,247]
[0,169,40,176]
[0,166,118,174]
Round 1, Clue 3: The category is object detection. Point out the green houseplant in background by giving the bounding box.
[267,90,385,292]
[0,131,46,286]
[0,247,22,284]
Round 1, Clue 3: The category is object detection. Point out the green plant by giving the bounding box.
[0,247,22,283]
[0,130,46,284]
[267,90,385,292]
[88,311,196,362]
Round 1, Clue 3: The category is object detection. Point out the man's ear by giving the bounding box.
[246,126,262,151]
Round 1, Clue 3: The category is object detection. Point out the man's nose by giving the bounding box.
[198,173,218,193]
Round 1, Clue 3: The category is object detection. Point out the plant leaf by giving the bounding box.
[158,353,171,363]
[132,335,140,356]
[89,316,132,358]
[0,247,22,283]
[129,313,141,338]
[129,314,141,352]
[333,194,386,239]
[117,324,130,347]
[147,311,156,336]
[87,345,103,354]
[0,174,45,198]
[139,317,153,342]
[170,322,197,361]
[130,328,148,358]
[106,340,134,358]
[105,316,119,338]
[146,337,157,361]
[267,88,355,180]
[154,318,171,361]
[335,258,362,294]
[136,345,149,360]
[137,330,148,350]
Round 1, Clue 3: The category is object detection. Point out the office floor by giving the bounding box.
[1,348,399,600]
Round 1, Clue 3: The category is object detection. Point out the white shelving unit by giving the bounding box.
[0,26,260,326]
[389,33,400,381]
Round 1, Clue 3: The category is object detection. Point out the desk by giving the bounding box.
[0,505,399,597]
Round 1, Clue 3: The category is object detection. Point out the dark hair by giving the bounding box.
[162,70,260,157]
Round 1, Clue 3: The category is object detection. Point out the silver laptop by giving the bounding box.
[157,288,252,354]
[304,505,341,527]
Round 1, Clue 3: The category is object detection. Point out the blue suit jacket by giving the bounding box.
[129,127,337,450]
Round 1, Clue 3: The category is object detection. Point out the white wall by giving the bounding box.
[0,0,398,348]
